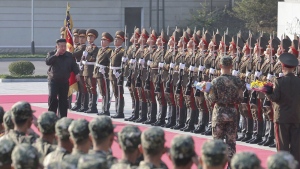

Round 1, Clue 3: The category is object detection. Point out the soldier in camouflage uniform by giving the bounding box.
[138,127,168,169]
[72,29,88,112]
[46,161,76,169]
[82,29,99,114]
[169,135,196,168]
[2,110,14,134]
[111,125,142,169]
[199,139,228,169]
[43,117,73,167]
[12,143,40,169]
[0,138,16,169]
[88,116,117,167]
[64,119,91,167]
[78,154,108,169]
[33,111,58,164]
[93,32,113,116]
[1,101,37,144]
[231,152,262,169]
[0,106,4,137]
[267,151,299,169]
[204,56,243,160]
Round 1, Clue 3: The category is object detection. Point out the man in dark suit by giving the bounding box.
[265,53,300,165]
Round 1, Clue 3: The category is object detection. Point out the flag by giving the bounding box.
[64,2,78,96]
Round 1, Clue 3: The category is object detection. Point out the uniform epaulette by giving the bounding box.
[120,48,125,52]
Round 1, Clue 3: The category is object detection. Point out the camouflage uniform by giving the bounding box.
[1,101,36,144]
[11,143,39,169]
[3,110,14,132]
[0,138,16,168]
[201,139,228,167]
[111,125,142,169]
[231,152,261,169]
[205,56,243,159]
[0,106,5,137]
[64,119,90,166]
[43,117,73,167]
[138,127,168,169]
[78,154,108,169]
[46,161,76,169]
[88,116,117,168]
[33,111,58,164]
[267,151,299,169]
[170,135,195,166]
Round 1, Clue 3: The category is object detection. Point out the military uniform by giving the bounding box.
[201,140,228,167]
[267,151,299,169]
[82,29,99,114]
[205,56,243,159]
[109,31,126,118]
[12,143,39,169]
[3,110,14,132]
[266,53,300,164]
[0,138,16,168]
[231,152,261,169]
[72,29,88,112]
[78,154,108,169]
[93,32,113,116]
[43,117,73,167]
[0,106,5,137]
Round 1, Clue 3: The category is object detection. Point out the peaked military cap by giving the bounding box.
[0,106,4,123]
[78,154,108,169]
[118,125,141,152]
[0,138,16,167]
[101,32,114,42]
[186,27,193,38]
[279,53,299,68]
[191,33,200,45]
[172,30,180,43]
[3,110,14,130]
[115,30,125,41]
[231,152,261,169]
[182,31,190,44]
[202,30,212,47]
[141,28,149,39]
[196,30,202,39]
[282,38,292,52]
[267,151,299,169]
[11,101,35,122]
[231,35,243,49]
[150,29,158,41]
[68,118,90,143]
[134,27,141,38]
[12,143,39,169]
[159,29,169,43]
[89,116,114,139]
[86,29,98,38]
[141,127,165,150]
[78,29,87,37]
[38,111,58,134]
[60,27,66,34]
[55,117,73,140]
[72,28,80,36]
[201,140,228,166]
[170,135,195,159]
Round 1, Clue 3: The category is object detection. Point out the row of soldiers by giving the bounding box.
[0,103,298,169]
[63,26,299,148]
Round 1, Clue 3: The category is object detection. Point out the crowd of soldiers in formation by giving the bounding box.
[0,103,298,169]
[67,26,299,149]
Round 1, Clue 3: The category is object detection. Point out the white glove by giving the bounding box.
[82,61,87,65]
[246,71,251,77]
[147,60,152,66]
[179,63,185,70]
[138,58,145,65]
[209,68,215,74]
[130,59,136,64]
[170,63,175,68]
[279,73,284,77]
[198,65,205,72]
[189,65,195,71]
[79,65,83,70]
[267,73,273,80]
[122,56,128,62]
[254,71,262,78]
[204,82,211,93]
[232,70,240,76]
[82,51,88,57]
[99,68,105,74]
[114,72,120,78]
[246,83,251,90]
[158,62,164,68]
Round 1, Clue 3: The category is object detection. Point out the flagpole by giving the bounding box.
[31,0,35,55]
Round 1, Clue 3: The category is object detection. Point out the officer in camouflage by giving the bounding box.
[78,154,108,169]
[12,143,40,169]
[111,125,142,169]
[138,127,168,169]
[33,111,58,164]
[204,56,243,161]
[231,152,262,169]
[267,151,299,169]
[64,119,91,166]
[0,138,16,169]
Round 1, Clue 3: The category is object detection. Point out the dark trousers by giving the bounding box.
[48,80,69,118]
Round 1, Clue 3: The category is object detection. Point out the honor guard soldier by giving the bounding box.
[265,53,300,165]
[72,29,88,112]
[163,30,180,128]
[125,28,141,121]
[60,26,65,38]
[144,29,159,125]
[192,30,210,133]
[94,32,113,116]
[72,28,80,48]
[109,30,126,118]
[289,34,299,57]
[82,29,99,114]
[134,29,149,123]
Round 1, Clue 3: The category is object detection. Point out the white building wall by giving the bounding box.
[278,1,300,38]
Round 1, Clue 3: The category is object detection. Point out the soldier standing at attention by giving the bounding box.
[60,26,65,38]
[265,53,300,165]
[93,32,113,116]
[82,29,99,114]
[0,138,16,169]
[0,106,5,137]
[109,31,126,118]
[203,56,243,163]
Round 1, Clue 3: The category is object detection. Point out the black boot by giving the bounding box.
[134,102,147,123]
[164,105,176,128]
[143,103,157,124]
[257,138,268,145]
[171,106,186,130]
[181,109,197,132]
[125,100,140,121]
[85,94,98,113]
[241,133,253,142]
[237,134,245,141]
[191,109,207,133]
[269,142,276,148]
[111,97,125,118]
[152,105,167,126]
[97,94,111,116]
[249,120,263,144]
[71,92,82,111]
[77,93,89,112]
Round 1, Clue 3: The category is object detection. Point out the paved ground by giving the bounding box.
[0,58,47,75]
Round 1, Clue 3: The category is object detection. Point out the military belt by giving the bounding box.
[110,66,121,70]
[95,64,107,69]
[216,103,235,107]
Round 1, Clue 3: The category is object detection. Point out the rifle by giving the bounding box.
[209,38,216,82]
[263,34,274,107]
[234,31,241,71]
[194,30,206,97]
[175,31,186,94]
[125,27,137,87]
[144,27,154,91]
[117,25,127,86]
[135,34,144,88]
[185,40,195,96]
[154,50,164,93]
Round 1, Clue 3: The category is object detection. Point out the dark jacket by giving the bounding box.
[46,51,79,83]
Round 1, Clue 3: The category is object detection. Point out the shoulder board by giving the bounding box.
[107,48,112,52]
[120,48,124,52]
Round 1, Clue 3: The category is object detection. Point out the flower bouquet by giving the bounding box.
[250,80,273,92]
[193,81,211,92]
